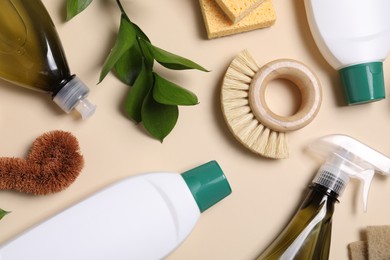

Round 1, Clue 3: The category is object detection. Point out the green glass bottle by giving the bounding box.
[0,0,95,119]
[257,184,338,259]
[257,134,390,259]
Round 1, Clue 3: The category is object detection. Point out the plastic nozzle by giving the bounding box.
[53,76,96,119]
[75,99,96,120]
[309,135,390,211]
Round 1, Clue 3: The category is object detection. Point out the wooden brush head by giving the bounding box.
[0,130,84,195]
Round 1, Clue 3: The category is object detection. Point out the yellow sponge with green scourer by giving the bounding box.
[215,0,265,23]
[199,0,276,39]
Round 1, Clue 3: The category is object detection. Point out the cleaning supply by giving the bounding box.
[221,50,322,158]
[304,0,390,104]
[349,226,390,260]
[349,241,368,260]
[366,226,390,259]
[0,130,84,195]
[199,0,275,39]
[0,0,96,119]
[0,161,232,260]
[257,134,390,259]
[214,0,265,23]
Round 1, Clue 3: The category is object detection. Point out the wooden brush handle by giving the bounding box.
[249,59,322,132]
[0,131,84,195]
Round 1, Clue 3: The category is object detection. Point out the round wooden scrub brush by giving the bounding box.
[221,50,322,159]
[0,130,84,195]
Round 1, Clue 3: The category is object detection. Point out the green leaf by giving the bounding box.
[125,61,153,122]
[153,73,198,106]
[114,45,143,86]
[0,208,10,221]
[114,21,153,86]
[139,38,208,72]
[99,14,137,83]
[66,0,93,21]
[132,22,150,43]
[141,89,178,141]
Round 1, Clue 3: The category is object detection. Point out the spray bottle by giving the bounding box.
[257,134,390,259]
[0,0,96,119]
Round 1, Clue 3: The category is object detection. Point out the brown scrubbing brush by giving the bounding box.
[0,130,84,195]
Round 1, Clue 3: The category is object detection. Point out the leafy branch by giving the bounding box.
[66,0,208,141]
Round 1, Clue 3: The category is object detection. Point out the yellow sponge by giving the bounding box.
[215,0,265,23]
[199,0,276,39]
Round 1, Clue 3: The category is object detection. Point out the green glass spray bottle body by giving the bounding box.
[257,184,339,260]
[0,0,95,118]
[257,134,390,259]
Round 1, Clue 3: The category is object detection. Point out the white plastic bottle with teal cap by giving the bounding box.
[304,0,390,104]
[257,135,390,259]
[0,0,96,119]
[0,161,232,260]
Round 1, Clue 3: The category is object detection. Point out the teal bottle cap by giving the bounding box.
[339,62,385,105]
[181,161,232,213]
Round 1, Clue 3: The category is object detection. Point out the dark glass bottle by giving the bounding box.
[0,0,95,119]
[257,184,339,260]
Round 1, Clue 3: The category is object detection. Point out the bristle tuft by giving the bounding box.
[225,67,253,83]
[264,130,278,158]
[230,113,254,133]
[223,78,250,91]
[225,106,251,121]
[237,119,258,140]
[275,133,289,158]
[246,123,264,149]
[256,127,270,155]
[237,50,260,72]
[222,99,249,111]
[222,89,248,101]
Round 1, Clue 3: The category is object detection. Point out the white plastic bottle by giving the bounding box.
[0,161,232,260]
[304,0,390,104]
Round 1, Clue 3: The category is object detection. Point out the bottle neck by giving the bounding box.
[312,162,348,197]
[307,183,340,204]
[52,74,75,97]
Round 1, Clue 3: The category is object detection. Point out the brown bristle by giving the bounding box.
[0,130,84,195]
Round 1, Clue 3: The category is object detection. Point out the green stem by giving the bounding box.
[115,0,126,15]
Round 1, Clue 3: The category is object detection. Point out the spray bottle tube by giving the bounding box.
[257,135,390,259]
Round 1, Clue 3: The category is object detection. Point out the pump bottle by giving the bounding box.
[257,135,390,259]
[0,0,96,119]
[0,161,232,260]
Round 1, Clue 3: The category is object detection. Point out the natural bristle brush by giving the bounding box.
[0,130,84,195]
[221,50,322,159]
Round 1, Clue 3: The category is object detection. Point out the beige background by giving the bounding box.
[1,0,390,259]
